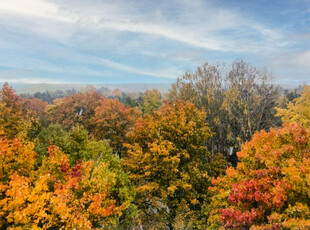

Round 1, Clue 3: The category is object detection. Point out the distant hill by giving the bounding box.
[6,83,172,94]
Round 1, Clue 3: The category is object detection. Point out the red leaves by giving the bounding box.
[219,208,262,228]
[0,83,21,107]
[60,160,70,174]
[228,177,289,210]
[209,123,310,228]
[229,179,272,206]
[71,161,82,178]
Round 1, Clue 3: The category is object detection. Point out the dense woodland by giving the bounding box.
[0,60,309,229]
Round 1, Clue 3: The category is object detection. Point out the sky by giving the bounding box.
[0,0,309,85]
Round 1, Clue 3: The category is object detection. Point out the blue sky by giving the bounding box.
[0,0,309,85]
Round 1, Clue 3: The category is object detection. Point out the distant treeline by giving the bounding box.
[20,86,145,107]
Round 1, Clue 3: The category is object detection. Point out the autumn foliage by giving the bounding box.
[277,85,310,128]
[0,83,32,139]
[92,98,140,154]
[0,85,136,229]
[47,89,102,130]
[207,123,310,229]
[0,139,134,229]
[123,101,219,228]
[0,79,309,229]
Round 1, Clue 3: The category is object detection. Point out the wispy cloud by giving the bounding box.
[0,0,308,84]
[0,0,288,52]
[0,68,59,84]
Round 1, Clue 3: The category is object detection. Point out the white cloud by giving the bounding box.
[0,0,288,53]
[0,0,74,22]
[293,51,310,67]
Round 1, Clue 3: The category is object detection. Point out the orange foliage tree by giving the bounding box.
[92,98,141,155]
[47,89,102,130]
[0,83,32,139]
[23,98,48,118]
[206,123,310,229]
[23,98,49,138]
[46,91,141,155]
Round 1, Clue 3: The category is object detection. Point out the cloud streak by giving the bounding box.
[0,0,308,84]
[0,0,288,52]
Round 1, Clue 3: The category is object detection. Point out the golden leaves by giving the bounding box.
[277,85,310,128]
[123,100,214,227]
[0,137,132,229]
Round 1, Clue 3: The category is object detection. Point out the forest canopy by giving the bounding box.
[0,60,309,229]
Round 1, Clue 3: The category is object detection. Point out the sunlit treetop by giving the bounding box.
[0,83,32,139]
[277,85,310,128]
[123,100,228,229]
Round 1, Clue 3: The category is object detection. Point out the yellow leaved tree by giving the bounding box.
[277,85,310,128]
[123,101,229,229]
